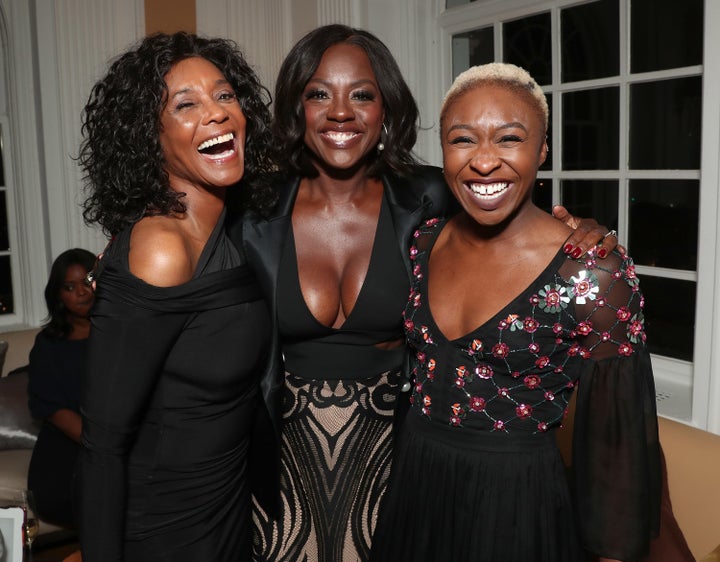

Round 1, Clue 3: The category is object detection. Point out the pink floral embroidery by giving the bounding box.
[616,307,632,322]
[475,365,493,379]
[493,343,510,358]
[523,317,539,333]
[524,374,541,389]
[538,284,570,313]
[516,404,532,418]
[469,396,486,412]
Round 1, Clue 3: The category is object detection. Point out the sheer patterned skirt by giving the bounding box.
[252,369,402,562]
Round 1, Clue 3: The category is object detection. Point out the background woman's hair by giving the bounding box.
[79,32,276,236]
[273,24,420,178]
[43,248,97,339]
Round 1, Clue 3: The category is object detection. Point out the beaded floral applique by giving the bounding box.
[403,218,646,433]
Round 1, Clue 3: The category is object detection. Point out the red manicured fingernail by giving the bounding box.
[598,248,607,258]
[563,244,573,254]
[571,248,582,259]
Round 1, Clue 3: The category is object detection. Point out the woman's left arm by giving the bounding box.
[572,253,661,561]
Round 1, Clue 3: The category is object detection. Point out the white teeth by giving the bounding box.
[325,131,357,142]
[468,182,508,197]
[198,132,234,151]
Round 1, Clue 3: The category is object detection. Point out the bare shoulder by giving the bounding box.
[128,216,194,287]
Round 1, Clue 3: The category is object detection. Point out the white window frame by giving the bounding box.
[434,0,720,432]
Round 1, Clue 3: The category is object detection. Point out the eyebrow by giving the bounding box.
[305,78,378,89]
[168,79,231,100]
[446,121,528,133]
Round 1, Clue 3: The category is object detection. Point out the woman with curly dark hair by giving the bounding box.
[237,24,618,562]
[77,32,275,561]
[27,248,95,527]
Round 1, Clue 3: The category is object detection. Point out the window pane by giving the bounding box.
[562,87,619,170]
[0,192,8,251]
[629,180,698,271]
[539,93,553,171]
[533,178,553,213]
[560,180,619,231]
[641,276,695,361]
[503,12,551,86]
[451,28,494,79]
[561,0,619,82]
[0,255,13,315]
[629,77,701,170]
[446,0,476,7]
[631,0,703,73]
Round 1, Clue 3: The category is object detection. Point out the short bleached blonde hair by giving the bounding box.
[440,62,549,132]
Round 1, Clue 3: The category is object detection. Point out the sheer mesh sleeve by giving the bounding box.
[564,252,661,561]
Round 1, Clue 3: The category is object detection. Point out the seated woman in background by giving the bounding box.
[27,248,96,527]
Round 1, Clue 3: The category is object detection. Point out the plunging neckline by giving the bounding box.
[422,223,571,344]
[289,193,387,331]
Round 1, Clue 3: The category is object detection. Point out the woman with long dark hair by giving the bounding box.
[27,248,95,527]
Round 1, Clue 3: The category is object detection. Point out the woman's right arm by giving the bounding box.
[48,409,82,442]
[77,272,186,562]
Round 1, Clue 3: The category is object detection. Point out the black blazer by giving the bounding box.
[226,164,452,512]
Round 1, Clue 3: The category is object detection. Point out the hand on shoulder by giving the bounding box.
[128,217,195,287]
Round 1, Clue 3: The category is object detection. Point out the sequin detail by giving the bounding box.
[403,219,646,433]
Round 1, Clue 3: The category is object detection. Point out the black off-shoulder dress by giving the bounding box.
[79,210,271,562]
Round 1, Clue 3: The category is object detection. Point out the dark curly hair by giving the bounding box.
[80,32,276,236]
[43,248,97,339]
[273,24,420,179]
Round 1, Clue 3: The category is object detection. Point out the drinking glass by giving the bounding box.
[0,487,40,554]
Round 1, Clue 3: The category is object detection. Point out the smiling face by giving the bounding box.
[302,43,385,176]
[60,263,95,321]
[159,56,247,193]
[441,82,548,227]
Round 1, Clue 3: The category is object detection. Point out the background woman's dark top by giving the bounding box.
[27,331,86,526]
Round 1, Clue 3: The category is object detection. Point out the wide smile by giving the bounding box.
[197,132,237,161]
[466,181,509,200]
[321,130,360,147]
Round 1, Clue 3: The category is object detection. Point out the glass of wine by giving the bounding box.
[0,487,40,554]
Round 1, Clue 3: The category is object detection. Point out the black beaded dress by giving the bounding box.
[371,218,660,562]
[79,210,271,562]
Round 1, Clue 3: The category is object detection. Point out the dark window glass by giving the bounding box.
[503,12,551,86]
[451,28,494,79]
[0,192,8,251]
[629,180,698,271]
[533,178,553,213]
[641,276,695,361]
[560,180,619,231]
[539,94,552,171]
[629,77,701,170]
[446,0,476,7]
[631,0,703,73]
[562,87,619,170]
[561,0,619,82]
[0,255,13,315]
